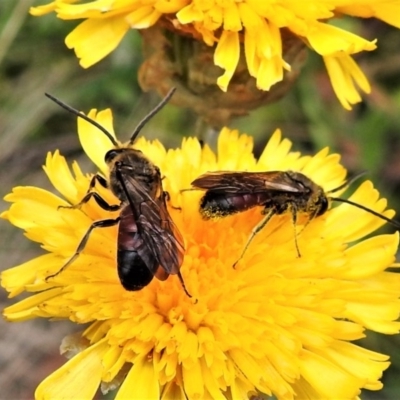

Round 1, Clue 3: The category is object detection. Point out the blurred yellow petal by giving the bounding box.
[126,6,162,28]
[338,3,400,29]
[214,30,240,92]
[30,2,58,16]
[31,0,400,108]
[65,17,130,68]
[307,21,377,55]
[324,53,371,110]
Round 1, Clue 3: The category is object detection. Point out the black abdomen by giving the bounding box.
[117,250,154,291]
[117,206,156,290]
[200,192,272,219]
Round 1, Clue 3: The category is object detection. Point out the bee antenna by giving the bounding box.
[327,171,367,195]
[128,88,176,145]
[45,93,119,147]
[330,197,400,229]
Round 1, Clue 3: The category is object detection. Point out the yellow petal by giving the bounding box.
[326,181,394,242]
[300,349,364,399]
[155,0,189,14]
[116,356,160,400]
[65,17,130,67]
[341,234,398,279]
[216,127,255,170]
[1,254,59,298]
[315,340,389,391]
[176,3,203,24]
[337,3,400,29]
[215,30,240,92]
[3,186,64,230]
[324,53,371,110]
[256,55,284,90]
[77,108,116,174]
[307,22,377,56]
[182,358,204,398]
[126,6,162,29]
[35,339,108,400]
[30,2,57,16]
[222,4,242,31]
[43,151,80,203]
[4,288,64,321]
[161,381,186,399]
[55,0,115,19]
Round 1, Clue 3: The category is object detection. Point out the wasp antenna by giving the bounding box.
[327,172,367,195]
[331,197,400,229]
[45,93,119,147]
[129,88,176,145]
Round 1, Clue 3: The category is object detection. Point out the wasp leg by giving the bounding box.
[233,209,275,268]
[46,217,120,280]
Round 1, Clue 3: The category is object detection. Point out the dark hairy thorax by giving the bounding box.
[105,148,161,202]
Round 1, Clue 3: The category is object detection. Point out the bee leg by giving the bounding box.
[290,206,301,258]
[293,207,322,257]
[233,209,275,268]
[163,191,181,211]
[59,174,111,210]
[177,271,192,298]
[163,191,172,203]
[91,174,109,189]
[46,217,120,281]
[179,187,195,194]
[60,191,121,213]
[63,192,121,212]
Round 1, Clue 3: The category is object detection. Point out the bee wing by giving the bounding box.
[121,174,185,276]
[119,206,159,271]
[135,239,165,278]
[137,198,185,275]
[191,171,306,193]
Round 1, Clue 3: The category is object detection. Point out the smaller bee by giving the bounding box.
[45,89,191,296]
[191,170,400,266]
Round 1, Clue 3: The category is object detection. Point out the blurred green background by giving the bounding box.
[1,1,400,399]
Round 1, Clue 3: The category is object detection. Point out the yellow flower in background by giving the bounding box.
[2,105,400,399]
[30,1,400,109]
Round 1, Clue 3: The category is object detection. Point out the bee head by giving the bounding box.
[314,192,330,216]
[104,148,143,166]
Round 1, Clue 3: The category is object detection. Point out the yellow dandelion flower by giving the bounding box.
[2,108,400,399]
[30,0,400,109]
